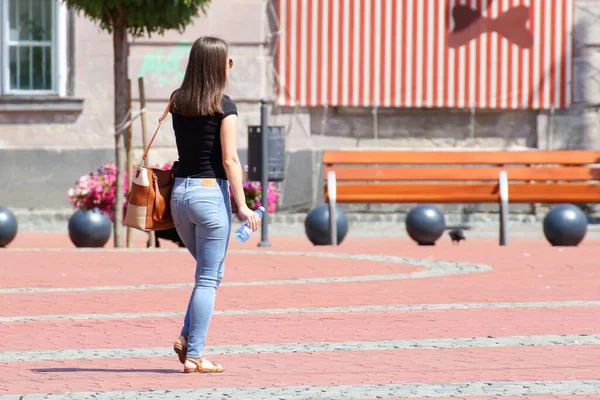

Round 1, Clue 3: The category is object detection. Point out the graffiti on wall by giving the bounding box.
[138,41,192,87]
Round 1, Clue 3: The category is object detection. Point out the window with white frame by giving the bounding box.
[1,0,68,96]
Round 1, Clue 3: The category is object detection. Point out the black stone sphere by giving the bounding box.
[0,207,18,247]
[304,204,349,245]
[405,204,446,245]
[543,204,587,246]
[68,209,112,248]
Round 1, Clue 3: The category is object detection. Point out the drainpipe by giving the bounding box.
[67,8,75,96]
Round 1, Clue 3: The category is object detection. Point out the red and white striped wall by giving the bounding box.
[276,0,574,110]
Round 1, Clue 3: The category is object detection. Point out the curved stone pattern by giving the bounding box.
[1,333,599,363]
[0,250,492,294]
[3,299,600,323]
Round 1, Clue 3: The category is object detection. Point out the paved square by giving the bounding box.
[1,233,600,399]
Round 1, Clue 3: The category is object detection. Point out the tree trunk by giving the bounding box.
[112,21,128,248]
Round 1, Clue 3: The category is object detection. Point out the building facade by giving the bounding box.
[1,0,600,213]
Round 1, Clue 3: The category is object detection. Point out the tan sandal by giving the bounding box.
[173,334,188,364]
[183,357,224,373]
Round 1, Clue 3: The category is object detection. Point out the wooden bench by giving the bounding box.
[323,150,600,245]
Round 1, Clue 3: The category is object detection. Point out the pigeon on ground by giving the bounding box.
[448,229,466,245]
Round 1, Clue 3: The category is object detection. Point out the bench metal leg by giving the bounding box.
[327,170,338,246]
[499,170,509,246]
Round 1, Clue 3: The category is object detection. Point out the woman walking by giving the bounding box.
[169,36,261,373]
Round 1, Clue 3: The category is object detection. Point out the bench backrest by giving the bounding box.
[322,150,600,203]
[323,150,600,182]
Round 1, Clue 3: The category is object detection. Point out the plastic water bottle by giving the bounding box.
[235,206,265,242]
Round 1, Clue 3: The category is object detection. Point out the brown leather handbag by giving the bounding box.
[123,99,176,231]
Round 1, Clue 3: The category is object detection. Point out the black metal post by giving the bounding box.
[258,99,271,247]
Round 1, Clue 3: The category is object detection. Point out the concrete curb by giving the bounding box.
[8,208,600,238]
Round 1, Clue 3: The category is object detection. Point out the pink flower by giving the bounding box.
[67,162,130,222]
[70,162,281,222]
[230,164,280,216]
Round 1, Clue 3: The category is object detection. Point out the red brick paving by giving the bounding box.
[1,233,600,397]
[1,346,599,394]
[7,231,183,250]
[10,230,600,251]
[2,307,600,352]
[3,256,600,316]
[0,252,420,288]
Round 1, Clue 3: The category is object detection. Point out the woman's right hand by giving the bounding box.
[238,206,261,232]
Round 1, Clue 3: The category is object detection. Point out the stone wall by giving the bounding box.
[548,0,600,150]
[0,147,318,213]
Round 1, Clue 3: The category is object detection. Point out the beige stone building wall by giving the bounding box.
[2,0,600,150]
[0,0,269,150]
[1,0,600,213]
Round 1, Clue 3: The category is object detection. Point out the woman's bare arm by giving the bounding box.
[220,114,260,230]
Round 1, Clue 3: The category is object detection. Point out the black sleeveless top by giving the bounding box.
[170,95,238,179]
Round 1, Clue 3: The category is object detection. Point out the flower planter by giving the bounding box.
[68,163,126,223]
[68,208,112,248]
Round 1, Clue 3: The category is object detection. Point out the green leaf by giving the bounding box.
[60,0,211,37]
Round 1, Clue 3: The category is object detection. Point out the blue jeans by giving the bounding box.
[170,176,232,359]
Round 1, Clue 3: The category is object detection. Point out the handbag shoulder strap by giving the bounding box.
[140,97,174,165]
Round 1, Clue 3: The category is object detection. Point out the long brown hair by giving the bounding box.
[172,36,229,116]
